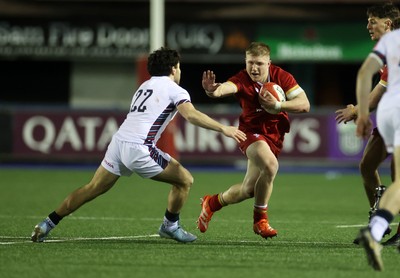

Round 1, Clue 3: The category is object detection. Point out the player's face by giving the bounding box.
[173,63,181,84]
[245,54,271,83]
[367,16,391,41]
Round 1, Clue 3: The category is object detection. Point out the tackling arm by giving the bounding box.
[177,102,246,143]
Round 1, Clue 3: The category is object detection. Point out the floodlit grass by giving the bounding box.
[0,167,399,278]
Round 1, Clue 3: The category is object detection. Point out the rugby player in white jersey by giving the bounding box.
[355,27,400,271]
[31,47,246,243]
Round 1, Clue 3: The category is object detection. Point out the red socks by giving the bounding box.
[253,207,268,224]
[208,194,224,212]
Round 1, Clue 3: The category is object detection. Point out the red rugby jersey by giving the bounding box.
[228,64,300,137]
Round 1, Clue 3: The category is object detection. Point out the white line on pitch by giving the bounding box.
[336,223,398,228]
[0,215,162,222]
[0,234,160,245]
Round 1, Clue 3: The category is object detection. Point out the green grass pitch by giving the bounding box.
[0,167,399,278]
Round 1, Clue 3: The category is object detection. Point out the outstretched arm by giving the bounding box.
[177,102,246,143]
[202,70,237,98]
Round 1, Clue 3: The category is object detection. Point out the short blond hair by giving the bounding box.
[245,42,271,57]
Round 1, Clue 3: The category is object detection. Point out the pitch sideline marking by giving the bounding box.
[0,214,396,244]
[0,235,351,246]
[0,214,368,224]
[335,223,398,228]
[0,234,160,245]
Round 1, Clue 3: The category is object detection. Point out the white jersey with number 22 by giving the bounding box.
[115,76,191,145]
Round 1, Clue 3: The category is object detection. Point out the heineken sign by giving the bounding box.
[257,23,374,62]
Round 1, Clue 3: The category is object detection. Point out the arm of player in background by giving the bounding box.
[368,83,386,111]
[335,83,386,124]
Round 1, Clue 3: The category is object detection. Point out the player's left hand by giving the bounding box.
[221,126,247,143]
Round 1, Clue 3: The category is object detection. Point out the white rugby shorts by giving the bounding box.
[377,97,400,154]
[101,136,171,178]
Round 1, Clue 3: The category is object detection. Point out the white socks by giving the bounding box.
[369,215,390,242]
[163,216,178,231]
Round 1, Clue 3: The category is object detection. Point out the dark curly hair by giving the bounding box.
[147,47,180,76]
[367,2,400,30]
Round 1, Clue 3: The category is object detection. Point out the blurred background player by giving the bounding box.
[335,2,400,245]
[30,47,246,244]
[197,42,310,239]
[355,24,400,271]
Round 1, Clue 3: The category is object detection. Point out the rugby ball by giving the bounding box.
[259,82,286,114]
